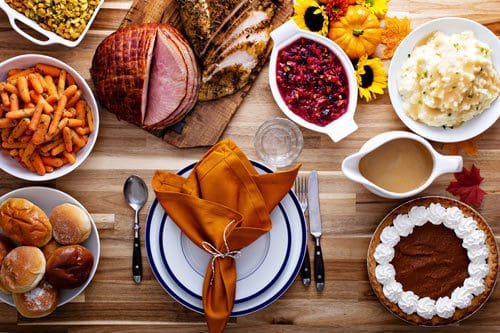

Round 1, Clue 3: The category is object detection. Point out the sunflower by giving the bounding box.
[292,0,329,36]
[354,55,387,102]
[356,0,389,18]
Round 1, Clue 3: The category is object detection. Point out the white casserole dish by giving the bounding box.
[0,0,104,47]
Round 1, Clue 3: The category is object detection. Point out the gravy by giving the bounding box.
[359,139,433,193]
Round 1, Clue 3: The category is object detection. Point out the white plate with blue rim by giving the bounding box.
[145,161,306,316]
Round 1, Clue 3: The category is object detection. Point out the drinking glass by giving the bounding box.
[254,118,304,169]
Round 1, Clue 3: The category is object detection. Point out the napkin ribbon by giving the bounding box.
[152,138,300,333]
[201,220,241,285]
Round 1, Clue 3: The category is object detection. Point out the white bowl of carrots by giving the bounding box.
[0,54,99,181]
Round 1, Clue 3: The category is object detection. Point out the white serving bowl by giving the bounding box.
[0,0,104,47]
[0,54,99,181]
[269,20,358,143]
[388,17,500,143]
[0,186,100,308]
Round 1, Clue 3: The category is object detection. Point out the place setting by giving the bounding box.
[0,0,498,331]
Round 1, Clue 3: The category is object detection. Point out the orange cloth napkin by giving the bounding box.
[152,139,300,333]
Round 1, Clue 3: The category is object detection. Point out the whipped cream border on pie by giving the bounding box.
[373,203,490,320]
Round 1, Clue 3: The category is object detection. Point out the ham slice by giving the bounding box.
[91,23,200,130]
[144,31,188,127]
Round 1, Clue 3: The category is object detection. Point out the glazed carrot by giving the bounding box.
[63,110,73,118]
[2,141,28,149]
[29,99,44,131]
[9,149,18,157]
[21,140,36,160]
[9,94,19,112]
[35,73,48,91]
[75,100,86,123]
[28,73,44,94]
[66,73,76,86]
[29,92,53,114]
[62,126,72,152]
[3,83,19,95]
[19,135,31,143]
[86,107,93,133]
[1,92,10,107]
[63,151,76,165]
[66,90,82,108]
[45,117,68,142]
[30,152,46,176]
[0,118,15,129]
[1,128,11,141]
[9,118,29,140]
[41,156,64,167]
[67,119,83,128]
[57,70,66,97]
[7,69,20,77]
[26,103,35,109]
[44,75,58,99]
[32,114,50,145]
[35,63,61,77]
[71,129,86,148]
[63,85,77,99]
[7,68,35,82]
[17,76,30,103]
[6,108,35,119]
[40,139,62,153]
[45,165,54,173]
[47,95,66,136]
[51,143,65,156]
[75,127,90,136]
[19,157,35,172]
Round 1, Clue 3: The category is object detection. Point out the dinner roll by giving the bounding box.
[41,239,61,261]
[0,246,46,293]
[13,280,58,318]
[0,235,14,265]
[0,198,52,247]
[46,245,94,289]
[50,204,91,245]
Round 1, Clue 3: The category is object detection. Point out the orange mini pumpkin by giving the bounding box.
[328,5,382,59]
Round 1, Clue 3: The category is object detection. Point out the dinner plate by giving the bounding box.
[388,17,499,143]
[146,161,306,316]
[0,186,100,307]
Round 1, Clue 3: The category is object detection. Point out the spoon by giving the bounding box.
[124,175,149,284]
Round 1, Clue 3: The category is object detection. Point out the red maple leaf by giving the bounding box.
[446,165,487,207]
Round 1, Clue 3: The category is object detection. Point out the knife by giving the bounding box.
[308,170,324,291]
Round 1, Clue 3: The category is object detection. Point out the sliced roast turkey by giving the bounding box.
[91,23,200,130]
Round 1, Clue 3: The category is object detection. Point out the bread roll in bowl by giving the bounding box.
[13,280,58,318]
[50,203,91,245]
[0,235,14,265]
[41,239,61,261]
[0,246,46,293]
[0,198,52,246]
[46,245,94,289]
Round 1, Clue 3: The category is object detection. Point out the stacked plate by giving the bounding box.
[145,161,307,315]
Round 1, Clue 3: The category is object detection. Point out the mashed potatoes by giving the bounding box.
[397,31,499,127]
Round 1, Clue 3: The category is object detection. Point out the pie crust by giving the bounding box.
[367,197,498,325]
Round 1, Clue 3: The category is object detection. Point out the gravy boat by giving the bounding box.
[342,131,463,199]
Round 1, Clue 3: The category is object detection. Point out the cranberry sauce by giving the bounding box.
[276,38,349,127]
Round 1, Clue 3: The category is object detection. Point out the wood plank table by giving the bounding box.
[0,0,499,332]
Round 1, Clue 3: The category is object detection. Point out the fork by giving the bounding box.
[295,174,311,287]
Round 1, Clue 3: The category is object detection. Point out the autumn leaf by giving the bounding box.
[381,16,411,59]
[446,165,487,207]
[442,134,483,157]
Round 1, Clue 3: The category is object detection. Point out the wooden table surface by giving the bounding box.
[0,0,499,332]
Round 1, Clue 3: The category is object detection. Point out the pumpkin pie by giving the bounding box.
[368,197,498,325]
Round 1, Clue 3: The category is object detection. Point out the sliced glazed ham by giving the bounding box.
[91,23,200,130]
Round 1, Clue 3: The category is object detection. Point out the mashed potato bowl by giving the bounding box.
[388,17,499,143]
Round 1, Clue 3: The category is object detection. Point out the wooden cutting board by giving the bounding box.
[120,0,293,148]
